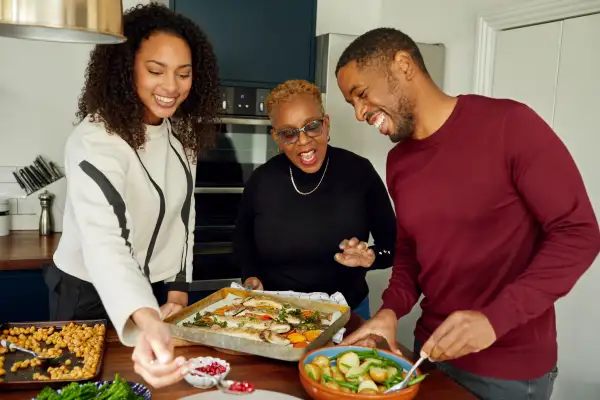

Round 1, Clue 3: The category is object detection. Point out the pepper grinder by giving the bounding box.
[39,190,55,236]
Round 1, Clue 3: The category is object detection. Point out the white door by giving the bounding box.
[551,12,600,400]
[492,21,563,125]
[491,12,600,399]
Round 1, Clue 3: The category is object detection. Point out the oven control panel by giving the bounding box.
[219,86,269,117]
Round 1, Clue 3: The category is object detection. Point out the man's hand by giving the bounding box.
[131,308,189,388]
[243,277,264,291]
[160,291,188,320]
[422,310,496,362]
[340,309,401,354]
[335,237,376,268]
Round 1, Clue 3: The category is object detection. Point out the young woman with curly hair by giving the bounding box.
[44,3,219,387]
[234,80,397,320]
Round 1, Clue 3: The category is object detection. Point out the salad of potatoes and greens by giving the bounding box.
[305,349,427,395]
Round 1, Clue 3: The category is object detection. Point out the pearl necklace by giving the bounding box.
[289,158,330,196]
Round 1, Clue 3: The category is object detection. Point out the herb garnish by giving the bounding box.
[183,313,227,328]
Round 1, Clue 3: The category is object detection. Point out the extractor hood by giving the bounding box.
[0,0,125,44]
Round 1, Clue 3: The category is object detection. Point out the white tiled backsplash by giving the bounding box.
[0,166,65,231]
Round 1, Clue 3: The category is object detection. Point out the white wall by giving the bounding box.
[0,0,165,229]
[380,0,522,96]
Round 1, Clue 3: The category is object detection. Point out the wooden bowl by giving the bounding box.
[298,346,421,400]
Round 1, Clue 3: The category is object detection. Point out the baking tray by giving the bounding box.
[165,288,350,361]
[0,319,108,391]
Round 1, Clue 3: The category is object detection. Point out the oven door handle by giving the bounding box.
[194,187,244,194]
[213,117,271,126]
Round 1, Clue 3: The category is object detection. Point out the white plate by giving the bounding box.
[179,389,303,399]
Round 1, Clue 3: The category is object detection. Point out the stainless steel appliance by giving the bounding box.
[190,86,277,293]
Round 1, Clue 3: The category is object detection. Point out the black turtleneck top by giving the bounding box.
[233,146,397,308]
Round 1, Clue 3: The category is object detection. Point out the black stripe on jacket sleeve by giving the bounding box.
[79,160,148,281]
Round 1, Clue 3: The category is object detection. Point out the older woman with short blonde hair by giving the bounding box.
[233,80,396,319]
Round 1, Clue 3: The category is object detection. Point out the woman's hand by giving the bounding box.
[243,277,264,291]
[160,290,188,320]
[131,308,189,388]
[335,237,376,268]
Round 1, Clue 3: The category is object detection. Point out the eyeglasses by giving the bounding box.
[275,118,325,145]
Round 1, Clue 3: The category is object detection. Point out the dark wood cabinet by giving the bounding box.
[173,0,317,87]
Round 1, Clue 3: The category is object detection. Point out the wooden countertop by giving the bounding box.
[2,317,477,400]
[0,230,60,270]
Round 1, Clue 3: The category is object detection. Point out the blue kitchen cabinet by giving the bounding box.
[0,270,49,323]
[0,268,216,324]
[173,0,317,87]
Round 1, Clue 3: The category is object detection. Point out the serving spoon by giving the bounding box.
[384,355,427,394]
[0,339,63,362]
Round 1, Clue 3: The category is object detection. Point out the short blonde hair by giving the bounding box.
[265,79,324,116]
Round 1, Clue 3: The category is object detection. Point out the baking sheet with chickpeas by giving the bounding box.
[0,319,107,389]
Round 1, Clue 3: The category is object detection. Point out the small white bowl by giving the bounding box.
[184,356,231,389]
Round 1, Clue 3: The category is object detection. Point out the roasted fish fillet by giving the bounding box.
[194,326,291,345]
[242,295,285,310]
[201,326,265,342]
[208,315,291,333]
[231,295,332,326]
[236,308,301,325]
[222,306,247,317]
[260,330,291,345]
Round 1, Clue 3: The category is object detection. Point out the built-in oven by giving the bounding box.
[190,86,277,297]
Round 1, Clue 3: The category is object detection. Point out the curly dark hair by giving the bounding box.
[76,3,220,159]
[335,27,429,77]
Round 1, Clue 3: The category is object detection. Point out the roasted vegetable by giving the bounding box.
[330,365,346,381]
[387,366,399,378]
[358,380,379,393]
[313,355,330,369]
[304,363,322,382]
[287,333,307,344]
[304,330,322,342]
[369,366,388,383]
[321,366,333,380]
[323,374,359,391]
[337,351,360,374]
[323,380,341,391]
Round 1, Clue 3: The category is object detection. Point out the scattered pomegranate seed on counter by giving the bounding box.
[191,361,228,376]
[228,381,255,393]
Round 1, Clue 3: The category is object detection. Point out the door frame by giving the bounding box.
[472,0,600,95]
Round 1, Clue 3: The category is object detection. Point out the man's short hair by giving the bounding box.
[335,27,429,76]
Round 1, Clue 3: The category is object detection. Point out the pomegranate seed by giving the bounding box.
[192,361,228,376]
[228,381,255,393]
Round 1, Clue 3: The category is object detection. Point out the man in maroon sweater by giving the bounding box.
[335,28,600,399]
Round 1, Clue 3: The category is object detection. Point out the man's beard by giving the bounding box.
[386,76,415,143]
[387,95,415,144]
